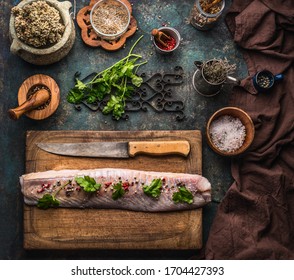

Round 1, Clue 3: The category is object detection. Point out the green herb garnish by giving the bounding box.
[112,183,125,200]
[75,176,101,193]
[143,178,162,198]
[37,181,71,210]
[172,186,194,204]
[66,35,147,120]
[37,194,60,210]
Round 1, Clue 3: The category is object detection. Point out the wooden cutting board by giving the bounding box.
[24,130,203,249]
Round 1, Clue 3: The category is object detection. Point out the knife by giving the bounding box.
[37,141,190,158]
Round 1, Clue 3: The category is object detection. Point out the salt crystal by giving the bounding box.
[209,115,246,153]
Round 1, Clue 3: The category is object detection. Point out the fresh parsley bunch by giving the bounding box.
[67,35,147,120]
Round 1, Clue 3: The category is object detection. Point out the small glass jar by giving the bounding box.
[190,0,225,31]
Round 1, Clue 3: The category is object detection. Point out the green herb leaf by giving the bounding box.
[67,87,85,104]
[131,75,143,87]
[75,176,101,193]
[102,95,125,120]
[75,78,87,90]
[172,186,194,204]
[112,183,125,200]
[143,178,162,198]
[37,194,60,210]
[121,63,134,75]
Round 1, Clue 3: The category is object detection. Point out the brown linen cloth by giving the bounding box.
[205,0,294,259]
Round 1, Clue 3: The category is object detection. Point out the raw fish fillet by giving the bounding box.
[20,168,211,212]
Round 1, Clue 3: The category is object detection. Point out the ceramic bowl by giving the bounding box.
[206,107,255,156]
[90,0,130,41]
[151,27,181,54]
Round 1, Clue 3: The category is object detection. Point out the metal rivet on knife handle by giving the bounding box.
[128,141,190,157]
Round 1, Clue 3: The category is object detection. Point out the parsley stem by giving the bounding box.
[122,77,128,100]
[126,35,144,65]
[128,35,144,56]
[134,61,148,73]
[53,180,71,199]
[85,35,144,85]
[88,54,142,85]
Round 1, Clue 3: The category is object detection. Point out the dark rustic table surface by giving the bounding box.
[0,0,247,259]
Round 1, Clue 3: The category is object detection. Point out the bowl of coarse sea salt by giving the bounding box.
[206,107,255,156]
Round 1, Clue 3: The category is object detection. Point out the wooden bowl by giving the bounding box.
[206,107,255,156]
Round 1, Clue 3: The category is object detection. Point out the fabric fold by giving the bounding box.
[205,0,294,259]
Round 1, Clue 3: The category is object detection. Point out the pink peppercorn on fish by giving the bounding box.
[20,168,211,212]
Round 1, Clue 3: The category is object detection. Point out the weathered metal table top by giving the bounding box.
[0,0,247,259]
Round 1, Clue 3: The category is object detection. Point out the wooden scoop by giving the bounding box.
[202,0,222,13]
[8,89,50,120]
[151,29,172,47]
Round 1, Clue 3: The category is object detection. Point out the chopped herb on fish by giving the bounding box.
[172,186,194,204]
[75,176,101,193]
[37,180,71,209]
[112,182,125,200]
[37,194,59,209]
[143,178,162,198]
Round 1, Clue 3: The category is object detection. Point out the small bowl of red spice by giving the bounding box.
[151,27,181,54]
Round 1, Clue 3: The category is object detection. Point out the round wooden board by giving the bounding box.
[76,0,137,50]
[18,74,60,120]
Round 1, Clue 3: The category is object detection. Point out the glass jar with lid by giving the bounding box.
[190,0,225,31]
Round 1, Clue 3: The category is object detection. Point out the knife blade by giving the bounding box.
[37,141,190,158]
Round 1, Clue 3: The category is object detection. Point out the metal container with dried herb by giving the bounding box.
[9,0,75,65]
[190,0,225,30]
[192,59,240,96]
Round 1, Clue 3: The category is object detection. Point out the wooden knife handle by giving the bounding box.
[128,141,190,157]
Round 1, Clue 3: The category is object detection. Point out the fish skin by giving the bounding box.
[20,168,211,212]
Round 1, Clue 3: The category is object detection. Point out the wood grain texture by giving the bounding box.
[24,130,203,250]
[9,89,50,120]
[76,0,137,50]
[17,74,60,120]
[128,140,191,157]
